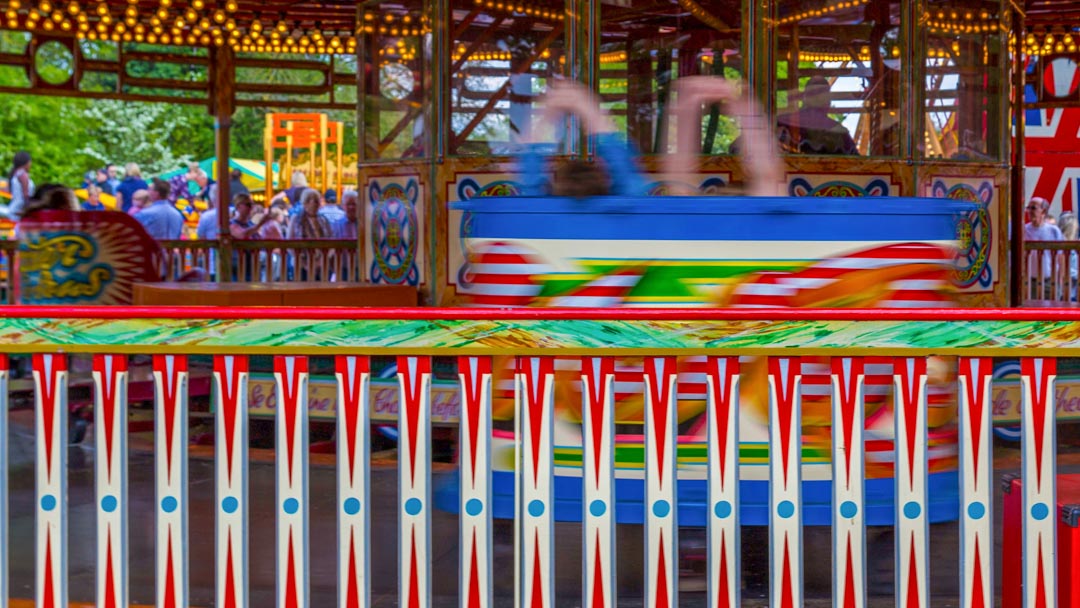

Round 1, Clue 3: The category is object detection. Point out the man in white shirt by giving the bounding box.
[1025,197,1063,297]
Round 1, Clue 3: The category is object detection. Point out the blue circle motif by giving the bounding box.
[903,501,921,520]
[404,498,422,516]
[40,494,56,512]
[652,500,671,518]
[714,500,733,519]
[161,496,178,513]
[221,496,239,514]
[840,501,858,519]
[589,500,606,517]
[101,495,118,513]
[1032,503,1050,521]
[527,499,545,517]
[777,500,795,519]
[968,502,986,520]
[343,498,361,515]
[283,498,299,515]
[465,498,483,517]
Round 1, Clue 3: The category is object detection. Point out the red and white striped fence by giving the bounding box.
[0,306,1068,607]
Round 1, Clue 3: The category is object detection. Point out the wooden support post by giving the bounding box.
[211,44,236,282]
[1010,6,1025,307]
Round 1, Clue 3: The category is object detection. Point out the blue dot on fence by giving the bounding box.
[222,496,239,514]
[968,502,986,520]
[465,499,483,517]
[1032,503,1050,521]
[161,496,178,513]
[40,495,56,512]
[101,495,118,513]
[903,501,921,519]
[343,498,361,515]
[777,500,795,519]
[405,498,423,516]
[283,498,299,515]
[714,500,733,519]
[589,500,606,517]
[652,500,671,518]
[528,500,545,517]
[840,501,858,519]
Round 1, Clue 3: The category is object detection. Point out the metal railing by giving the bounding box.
[159,239,361,282]
[0,240,15,304]
[1025,240,1080,302]
[0,306,1066,607]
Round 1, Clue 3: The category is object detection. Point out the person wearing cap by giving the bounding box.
[318,187,346,227]
[776,75,858,156]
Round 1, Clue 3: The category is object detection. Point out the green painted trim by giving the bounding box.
[3,316,1080,356]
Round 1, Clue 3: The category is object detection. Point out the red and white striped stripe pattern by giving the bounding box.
[0,354,7,607]
[725,243,953,308]
[1021,358,1057,608]
[398,356,432,608]
[275,356,309,608]
[644,357,678,608]
[215,355,249,608]
[831,358,865,608]
[768,357,802,608]
[153,355,188,608]
[459,356,493,608]
[465,242,549,307]
[894,358,929,608]
[548,269,643,308]
[34,353,67,608]
[515,356,555,608]
[335,356,369,608]
[93,354,128,608]
[705,357,739,608]
[958,358,992,608]
[582,357,616,608]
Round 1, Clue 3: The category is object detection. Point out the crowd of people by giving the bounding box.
[1,153,360,243]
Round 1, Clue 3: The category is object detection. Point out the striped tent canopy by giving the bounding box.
[158,157,280,195]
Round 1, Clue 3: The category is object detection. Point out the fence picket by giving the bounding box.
[92,355,128,608]
[582,356,616,608]
[958,358,993,608]
[398,356,433,608]
[830,357,865,608]
[459,356,494,608]
[894,357,929,608]
[33,353,67,608]
[706,356,739,608]
[644,356,678,608]
[153,355,189,608]
[1020,358,1057,608]
[515,356,555,608]
[215,355,250,608]
[275,356,310,608]
[768,357,802,608]
[335,355,370,608]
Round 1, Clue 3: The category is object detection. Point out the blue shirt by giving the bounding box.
[197,208,219,240]
[115,177,148,212]
[136,199,185,239]
[516,133,648,197]
[335,218,358,240]
[319,203,346,227]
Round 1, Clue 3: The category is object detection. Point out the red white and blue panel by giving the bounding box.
[215,355,249,608]
[768,357,801,608]
[33,353,67,608]
[705,356,739,608]
[1021,358,1057,608]
[398,356,432,608]
[894,358,929,608]
[0,354,7,606]
[93,354,128,608]
[957,358,992,608]
[515,356,555,608]
[582,357,616,608]
[830,358,865,608]
[644,356,678,608]
[459,356,494,608]
[275,356,309,608]
[335,355,370,608]
[153,355,189,608]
